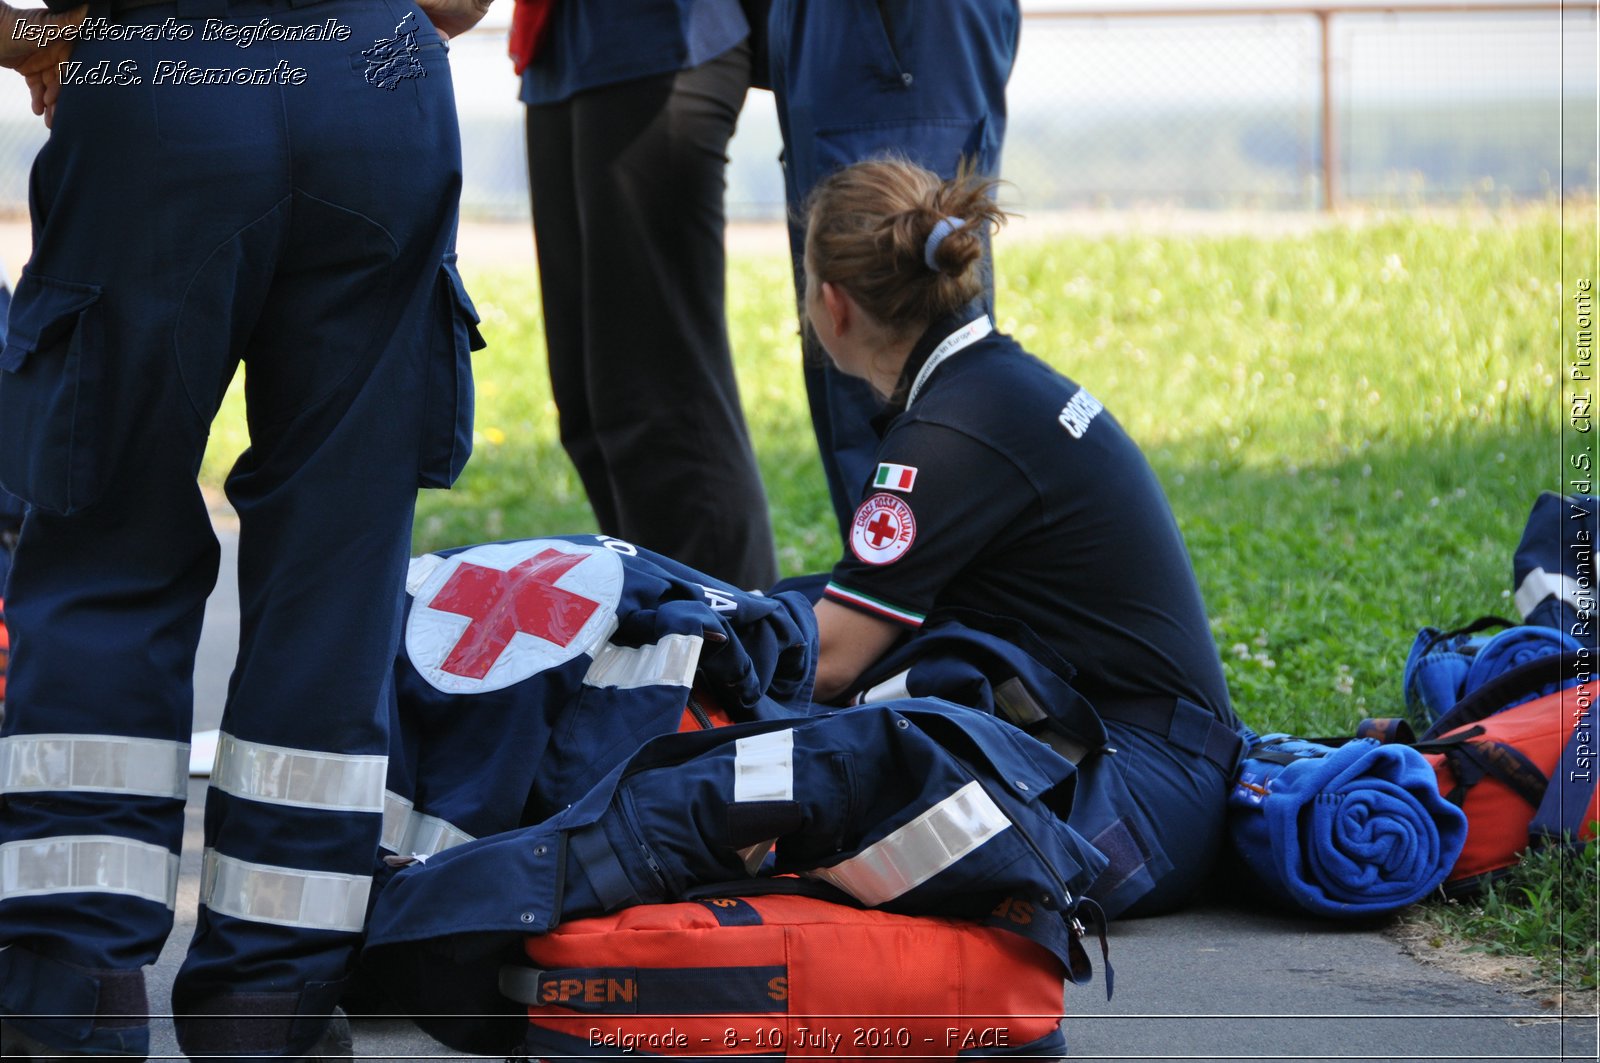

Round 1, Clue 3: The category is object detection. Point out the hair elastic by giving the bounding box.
[923,216,967,271]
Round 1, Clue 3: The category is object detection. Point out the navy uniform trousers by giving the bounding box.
[525,37,779,591]
[0,0,475,1056]
[846,614,1244,921]
[362,701,1109,1056]
[767,0,1019,534]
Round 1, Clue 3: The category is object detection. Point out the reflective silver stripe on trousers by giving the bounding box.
[733,729,794,802]
[805,780,1011,907]
[0,835,180,909]
[584,633,702,690]
[0,734,189,799]
[379,791,474,857]
[211,732,386,813]
[856,669,912,706]
[199,849,370,933]
[1515,566,1586,620]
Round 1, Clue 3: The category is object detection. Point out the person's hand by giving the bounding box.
[0,4,88,128]
[413,0,490,41]
[15,27,82,129]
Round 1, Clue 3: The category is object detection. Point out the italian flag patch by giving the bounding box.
[873,463,918,492]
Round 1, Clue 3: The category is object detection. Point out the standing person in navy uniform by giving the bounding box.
[0,0,489,1056]
[801,159,1243,920]
[768,0,1020,539]
[519,0,778,590]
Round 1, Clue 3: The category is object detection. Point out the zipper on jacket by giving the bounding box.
[686,694,714,731]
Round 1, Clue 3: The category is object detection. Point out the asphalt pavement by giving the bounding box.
[145,525,1598,1061]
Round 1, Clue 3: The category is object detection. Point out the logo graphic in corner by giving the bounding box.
[850,493,917,565]
[406,540,622,694]
[873,462,918,492]
[363,11,426,90]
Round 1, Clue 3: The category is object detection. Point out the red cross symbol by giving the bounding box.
[865,511,899,548]
[428,549,601,679]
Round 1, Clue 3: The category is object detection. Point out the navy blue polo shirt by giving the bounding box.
[824,309,1236,725]
[520,0,748,106]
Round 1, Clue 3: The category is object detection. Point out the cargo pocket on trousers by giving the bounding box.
[0,271,107,515]
[418,254,484,489]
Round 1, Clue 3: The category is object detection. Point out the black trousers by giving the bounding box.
[525,41,778,590]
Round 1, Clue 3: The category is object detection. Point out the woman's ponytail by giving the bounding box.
[805,156,1008,335]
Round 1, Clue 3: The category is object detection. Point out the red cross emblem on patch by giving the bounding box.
[849,493,917,565]
[429,549,598,679]
[405,540,624,693]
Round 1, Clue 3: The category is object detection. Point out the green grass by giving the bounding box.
[1420,837,1599,994]
[200,207,1594,990]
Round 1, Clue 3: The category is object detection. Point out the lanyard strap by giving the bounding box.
[906,315,993,407]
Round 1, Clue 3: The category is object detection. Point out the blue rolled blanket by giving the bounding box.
[1463,625,1581,708]
[1228,734,1467,918]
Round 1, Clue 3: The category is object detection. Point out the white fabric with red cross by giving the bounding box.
[405,539,632,695]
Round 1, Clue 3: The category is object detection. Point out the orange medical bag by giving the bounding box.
[499,890,1071,1061]
[1414,653,1597,894]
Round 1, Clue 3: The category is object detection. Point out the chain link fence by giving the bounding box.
[1001,3,1596,211]
[0,2,1589,220]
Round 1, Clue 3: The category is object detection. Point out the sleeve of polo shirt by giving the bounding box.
[823,421,1033,629]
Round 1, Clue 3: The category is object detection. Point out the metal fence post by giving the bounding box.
[1319,8,1339,211]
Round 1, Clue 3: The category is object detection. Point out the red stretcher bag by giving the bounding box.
[498,890,1070,1061]
[1412,652,1597,895]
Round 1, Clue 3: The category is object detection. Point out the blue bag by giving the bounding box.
[1402,619,1580,729]
[1403,493,1597,728]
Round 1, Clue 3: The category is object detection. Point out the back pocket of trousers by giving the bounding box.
[0,270,107,515]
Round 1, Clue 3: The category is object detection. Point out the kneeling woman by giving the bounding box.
[804,159,1242,919]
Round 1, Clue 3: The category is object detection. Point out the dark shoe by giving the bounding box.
[177,991,354,1061]
[0,1020,147,1061]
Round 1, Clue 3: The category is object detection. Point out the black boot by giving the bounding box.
[177,1004,354,1062]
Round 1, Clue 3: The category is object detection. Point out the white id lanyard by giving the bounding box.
[906,315,993,407]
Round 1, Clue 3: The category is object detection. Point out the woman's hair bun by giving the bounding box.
[925,214,982,275]
[806,156,1010,332]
